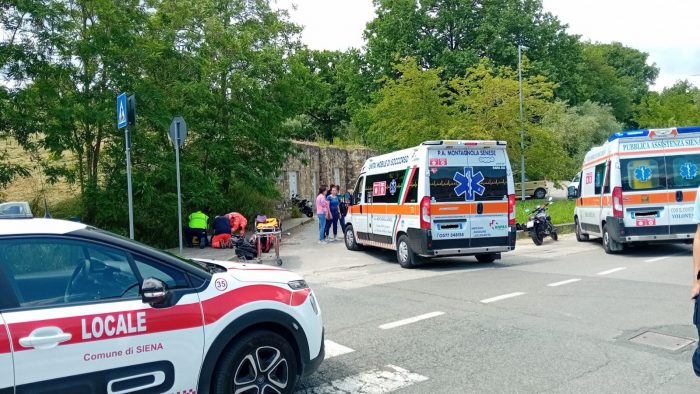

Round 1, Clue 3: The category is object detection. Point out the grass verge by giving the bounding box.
[515,198,575,226]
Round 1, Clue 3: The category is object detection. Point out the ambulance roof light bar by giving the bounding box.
[608,125,700,142]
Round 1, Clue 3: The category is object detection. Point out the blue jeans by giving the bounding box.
[328,211,340,237]
[694,299,700,376]
[318,214,327,241]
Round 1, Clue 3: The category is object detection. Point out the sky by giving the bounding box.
[274,0,700,91]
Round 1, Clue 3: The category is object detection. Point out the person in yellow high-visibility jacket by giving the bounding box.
[185,210,209,248]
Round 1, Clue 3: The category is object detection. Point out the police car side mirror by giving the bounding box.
[141,277,168,307]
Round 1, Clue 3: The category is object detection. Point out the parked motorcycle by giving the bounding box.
[525,197,558,245]
[291,194,314,218]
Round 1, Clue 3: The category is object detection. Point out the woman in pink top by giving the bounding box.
[316,186,330,243]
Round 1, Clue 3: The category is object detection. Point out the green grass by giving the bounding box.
[515,198,575,225]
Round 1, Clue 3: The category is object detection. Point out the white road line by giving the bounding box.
[547,278,581,287]
[298,364,428,394]
[324,340,355,359]
[597,267,626,275]
[480,292,526,304]
[645,252,686,263]
[378,311,445,330]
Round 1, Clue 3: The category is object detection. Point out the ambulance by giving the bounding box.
[572,126,700,253]
[343,140,517,268]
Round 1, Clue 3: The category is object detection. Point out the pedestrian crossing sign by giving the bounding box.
[117,93,127,128]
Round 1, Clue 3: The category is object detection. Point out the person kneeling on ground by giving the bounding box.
[212,215,233,248]
[185,209,209,249]
[227,212,248,236]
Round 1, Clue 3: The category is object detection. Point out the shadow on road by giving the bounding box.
[360,246,502,271]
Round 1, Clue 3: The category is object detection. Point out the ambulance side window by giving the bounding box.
[593,163,607,195]
[364,176,373,203]
[353,176,364,205]
[405,168,420,203]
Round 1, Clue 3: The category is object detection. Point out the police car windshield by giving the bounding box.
[87,227,213,274]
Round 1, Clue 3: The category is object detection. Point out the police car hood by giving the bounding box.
[194,259,303,283]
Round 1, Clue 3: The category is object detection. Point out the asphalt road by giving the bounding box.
[276,221,699,393]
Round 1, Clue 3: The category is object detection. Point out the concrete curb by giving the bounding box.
[516,223,575,240]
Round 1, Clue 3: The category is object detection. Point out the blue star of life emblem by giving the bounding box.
[453,167,486,201]
[634,166,652,182]
[680,162,697,180]
[389,179,397,195]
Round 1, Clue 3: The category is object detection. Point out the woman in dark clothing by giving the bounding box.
[324,184,336,238]
[326,186,341,241]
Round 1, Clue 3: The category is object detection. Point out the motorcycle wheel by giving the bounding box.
[551,231,558,241]
[305,211,313,218]
[530,229,543,246]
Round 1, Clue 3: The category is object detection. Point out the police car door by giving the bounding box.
[0,313,13,394]
[0,236,204,394]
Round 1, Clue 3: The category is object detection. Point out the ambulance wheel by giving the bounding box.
[397,234,421,268]
[602,224,621,254]
[344,225,362,251]
[575,218,589,242]
[534,188,546,200]
[475,253,497,263]
[213,330,298,394]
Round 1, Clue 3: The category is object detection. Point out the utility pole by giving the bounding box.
[518,44,527,201]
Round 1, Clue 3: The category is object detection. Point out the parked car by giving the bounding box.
[514,180,548,199]
[0,201,32,219]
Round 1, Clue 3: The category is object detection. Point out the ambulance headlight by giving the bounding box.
[288,280,309,290]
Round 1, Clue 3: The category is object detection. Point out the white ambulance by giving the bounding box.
[572,126,700,253]
[344,140,517,268]
[0,219,324,393]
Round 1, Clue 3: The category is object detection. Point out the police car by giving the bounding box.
[0,219,324,393]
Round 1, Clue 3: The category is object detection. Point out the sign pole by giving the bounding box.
[175,120,183,254]
[125,127,135,239]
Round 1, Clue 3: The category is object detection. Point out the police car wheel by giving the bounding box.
[213,330,298,394]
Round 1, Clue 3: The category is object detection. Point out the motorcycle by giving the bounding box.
[291,194,314,218]
[525,197,558,246]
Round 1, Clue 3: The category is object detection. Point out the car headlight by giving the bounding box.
[288,280,309,290]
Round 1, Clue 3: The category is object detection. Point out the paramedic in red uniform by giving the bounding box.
[692,188,700,376]
[227,212,248,236]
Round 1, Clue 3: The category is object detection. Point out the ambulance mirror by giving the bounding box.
[141,277,168,306]
[567,186,578,199]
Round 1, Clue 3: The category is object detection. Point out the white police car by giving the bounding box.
[0,219,324,394]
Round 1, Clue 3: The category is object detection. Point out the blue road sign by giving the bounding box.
[117,93,128,129]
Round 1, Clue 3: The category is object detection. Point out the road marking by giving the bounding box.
[297,364,428,393]
[379,311,445,330]
[597,267,626,275]
[547,278,581,287]
[480,292,526,304]
[645,252,686,263]
[324,340,355,359]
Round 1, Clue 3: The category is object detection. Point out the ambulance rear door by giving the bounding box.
[663,142,700,235]
[618,140,670,236]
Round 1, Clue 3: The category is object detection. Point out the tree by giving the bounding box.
[364,0,584,102]
[634,81,700,128]
[579,42,659,125]
[542,100,623,171]
[366,57,455,151]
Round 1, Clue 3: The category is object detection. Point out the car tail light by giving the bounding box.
[508,194,516,225]
[420,196,431,229]
[612,186,623,218]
